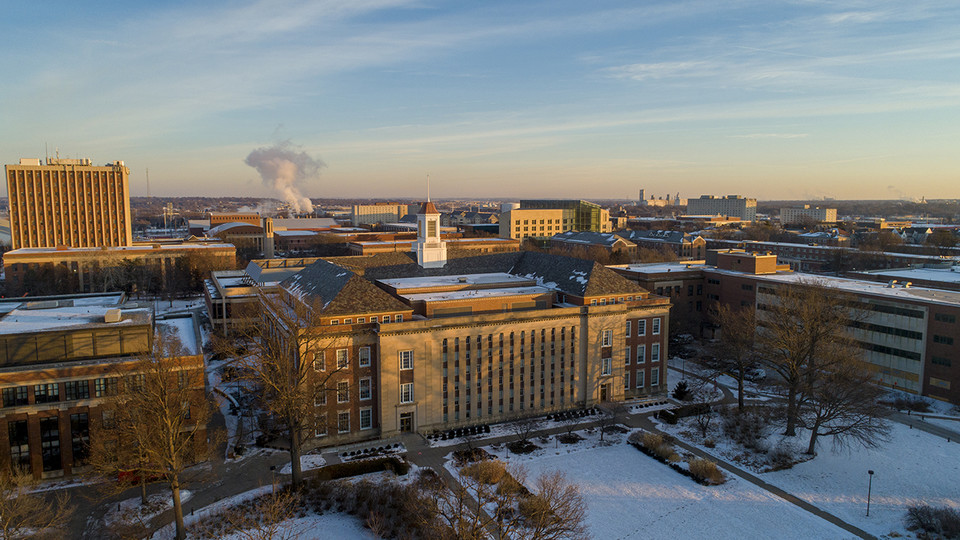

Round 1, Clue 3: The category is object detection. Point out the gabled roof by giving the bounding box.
[280,259,410,316]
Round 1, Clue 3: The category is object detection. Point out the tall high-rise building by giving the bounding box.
[5,158,132,249]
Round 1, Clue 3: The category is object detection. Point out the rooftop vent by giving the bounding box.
[887,280,898,288]
[104,309,122,323]
[458,277,468,283]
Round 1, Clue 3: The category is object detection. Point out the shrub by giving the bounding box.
[704,438,716,449]
[653,443,677,462]
[507,440,539,454]
[906,505,960,538]
[689,458,725,484]
[641,432,664,450]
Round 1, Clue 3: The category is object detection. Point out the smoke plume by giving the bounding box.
[245,141,324,213]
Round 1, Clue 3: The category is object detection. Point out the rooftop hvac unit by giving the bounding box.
[104,309,122,323]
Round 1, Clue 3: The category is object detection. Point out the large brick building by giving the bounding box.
[5,158,133,249]
[234,203,671,447]
[0,294,206,479]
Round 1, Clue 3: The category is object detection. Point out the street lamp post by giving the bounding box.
[866,470,875,516]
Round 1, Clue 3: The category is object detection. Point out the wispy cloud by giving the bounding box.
[731,133,809,139]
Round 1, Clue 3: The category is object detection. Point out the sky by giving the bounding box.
[2,0,960,201]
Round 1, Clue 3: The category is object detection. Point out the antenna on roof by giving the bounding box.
[45,142,49,165]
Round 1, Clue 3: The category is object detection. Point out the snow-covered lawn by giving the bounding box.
[763,423,960,538]
[106,490,193,527]
[498,436,853,539]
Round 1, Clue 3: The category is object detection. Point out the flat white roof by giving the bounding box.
[612,262,707,274]
[707,269,960,306]
[402,286,553,303]
[861,267,960,285]
[378,272,532,290]
[0,306,150,334]
[156,317,200,355]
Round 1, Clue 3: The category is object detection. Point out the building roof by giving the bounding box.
[618,230,700,245]
[552,231,634,248]
[0,305,151,335]
[281,259,411,316]
[207,222,262,237]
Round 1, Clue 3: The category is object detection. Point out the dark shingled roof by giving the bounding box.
[508,251,647,297]
[281,259,410,316]
[321,250,646,298]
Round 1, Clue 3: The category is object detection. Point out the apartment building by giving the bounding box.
[5,158,133,249]
[780,205,837,226]
[687,195,757,222]
[350,203,411,226]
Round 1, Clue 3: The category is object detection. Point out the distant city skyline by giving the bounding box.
[2,1,959,200]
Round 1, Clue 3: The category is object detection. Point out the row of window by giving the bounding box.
[329,314,404,326]
[624,318,661,338]
[934,313,957,324]
[2,378,121,408]
[312,348,414,372]
[7,413,90,472]
[590,296,637,307]
[624,368,660,389]
[316,408,374,437]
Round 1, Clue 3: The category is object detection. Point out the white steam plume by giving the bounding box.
[245,141,324,213]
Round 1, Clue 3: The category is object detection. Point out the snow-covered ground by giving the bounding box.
[496,434,853,539]
[279,454,326,475]
[105,490,193,527]
[218,513,373,540]
[764,423,960,538]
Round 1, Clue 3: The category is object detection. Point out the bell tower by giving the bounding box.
[413,179,447,268]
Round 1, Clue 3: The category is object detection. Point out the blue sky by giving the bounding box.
[2,0,959,200]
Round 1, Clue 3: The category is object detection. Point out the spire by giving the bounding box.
[426,174,430,202]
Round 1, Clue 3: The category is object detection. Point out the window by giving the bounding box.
[625,321,631,337]
[590,299,597,306]
[600,299,606,306]
[313,353,325,372]
[330,319,339,325]
[359,378,372,400]
[315,387,327,406]
[935,313,957,323]
[651,368,660,387]
[64,380,89,401]
[637,320,646,336]
[336,381,350,403]
[126,374,145,393]
[102,409,115,428]
[637,345,646,364]
[652,318,661,335]
[932,356,952,367]
[360,408,373,430]
[178,371,188,389]
[651,343,660,362]
[933,335,955,345]
[357,317,365,323]
[400,383,414,403]
[636,370,645,388]
[396,314,403,322]
[624,372,630,389]
[371,316,378,323]
[359,347,371,367]
[2,386,28,408]
[8,420,29,470]
[337,411,350,433]
[601,357,612,376]
[181,401,191,420]
[399,350,413,370]
[315,414,327,437]
[625,347,631,365]
[383,315,391,323]
[336,349,349,370]
[344,318,352,324]
[40,417,61,472]
[34,383,60,403]
[601,330,612,347]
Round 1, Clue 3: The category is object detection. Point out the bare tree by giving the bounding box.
[227,291,348,489]
[0,468,73,539]
[755,281,854,436]
[88,328,214,540]
[511,417,543,446]
[220,486,305,540]
[798,351,890,454]
[595,401,626,442]
[713,304,759,411]
[519,470,589,540]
